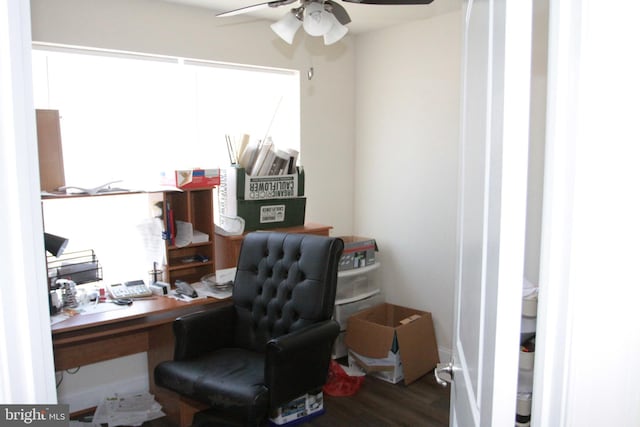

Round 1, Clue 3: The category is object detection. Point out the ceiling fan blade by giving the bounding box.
[340,0,434,4]
[216,0,297,18]
[327,0,351,25]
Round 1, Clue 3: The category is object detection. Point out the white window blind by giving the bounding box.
[32,45,300,189]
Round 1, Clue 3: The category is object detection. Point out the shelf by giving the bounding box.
[152,188,216,286]
[41,190,148,200]
[167,241,211,250]
[166,260,214,272]
[337,261,380,278]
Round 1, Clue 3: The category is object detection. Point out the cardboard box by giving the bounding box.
[36,109,66,192]
[332,331,348,359]
[235,197,306,231]
[220,166,304,201]
[218,167,306,232]
[338,236,378,271]
[269,391,324,426]
[161,168,220,189]
[344,303,439,385]
[348,349,404,384]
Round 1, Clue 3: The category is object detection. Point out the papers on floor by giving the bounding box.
[93,392,164,427]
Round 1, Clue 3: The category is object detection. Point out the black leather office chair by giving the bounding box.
[154,232,344,426]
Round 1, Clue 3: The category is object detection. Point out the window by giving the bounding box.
[32,45,300,189]
[35,45,300,284]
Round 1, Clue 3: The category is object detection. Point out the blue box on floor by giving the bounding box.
[268,391,324,426]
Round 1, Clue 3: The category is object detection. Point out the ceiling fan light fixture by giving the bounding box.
[323,12,348,45]
[271,10,303,44]
[302,2,333,37]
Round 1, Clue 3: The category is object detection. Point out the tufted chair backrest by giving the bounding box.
[232,232,344,352]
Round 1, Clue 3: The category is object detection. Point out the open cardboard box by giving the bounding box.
[344,303,439,385]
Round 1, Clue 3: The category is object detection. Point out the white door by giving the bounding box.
[435,1,533,426]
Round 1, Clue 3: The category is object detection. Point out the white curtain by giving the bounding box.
[0,0,57,403]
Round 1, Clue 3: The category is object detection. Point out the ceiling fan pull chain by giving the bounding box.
[308,54,315,80]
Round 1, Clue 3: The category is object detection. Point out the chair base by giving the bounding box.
[192,408,266,427]
[153,386,209,427]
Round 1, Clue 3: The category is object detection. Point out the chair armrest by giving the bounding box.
[265,320,340,407]
[173,303,236,361]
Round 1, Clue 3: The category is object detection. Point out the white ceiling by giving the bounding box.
[163,0,459,34]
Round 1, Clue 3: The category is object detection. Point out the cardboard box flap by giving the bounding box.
[344,314,396,358]
[395,311,440,384]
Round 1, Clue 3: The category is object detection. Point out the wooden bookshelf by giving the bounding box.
[152,189,216,286]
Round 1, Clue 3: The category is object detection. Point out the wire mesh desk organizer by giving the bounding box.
[47,249,103,308]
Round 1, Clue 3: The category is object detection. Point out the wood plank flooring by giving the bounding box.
[145,370,450,427]
[307,371,450,427]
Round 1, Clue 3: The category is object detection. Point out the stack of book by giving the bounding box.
[227,134,299,176]
[218,135,306,233]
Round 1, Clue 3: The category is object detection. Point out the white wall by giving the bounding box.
[30,0,356,237]
[354,12,462,352]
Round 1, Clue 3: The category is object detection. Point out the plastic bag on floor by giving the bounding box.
[323,360,365,397]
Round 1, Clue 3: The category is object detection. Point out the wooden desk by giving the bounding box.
[51,296,227,425]
[215,222,333,270]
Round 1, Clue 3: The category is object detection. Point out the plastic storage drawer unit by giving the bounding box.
[333,291,383,331]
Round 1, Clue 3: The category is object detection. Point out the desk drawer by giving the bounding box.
[53,331,148,371]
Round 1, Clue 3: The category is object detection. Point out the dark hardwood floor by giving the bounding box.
[306,371,450,427]
[145,370,450,427]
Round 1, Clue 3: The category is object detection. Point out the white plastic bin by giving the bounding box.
[336,262,380,301]
[333,291,383,331]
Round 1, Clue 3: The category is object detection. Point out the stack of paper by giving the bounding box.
[233,134,299,177]
[191,229,209,244]
[93,392,164,427]
[192,268,236,300]
[175,220,209,247]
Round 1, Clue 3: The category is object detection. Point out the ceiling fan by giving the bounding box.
[217,0,435,45]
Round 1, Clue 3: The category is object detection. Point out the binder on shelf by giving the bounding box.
[162,201,176,246]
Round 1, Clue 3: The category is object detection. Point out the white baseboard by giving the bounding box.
[438,346,452,364]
